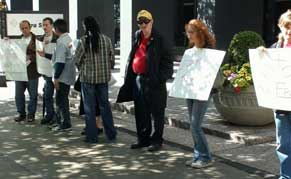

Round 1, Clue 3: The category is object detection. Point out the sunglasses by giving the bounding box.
[137,19,151,25]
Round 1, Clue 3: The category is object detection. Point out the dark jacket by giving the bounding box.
[116,29,174,108]
[270,41,290,114]
[22,33,40,80]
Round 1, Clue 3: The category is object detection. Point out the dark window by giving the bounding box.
[175,0,197,47]
[264,0,291,46]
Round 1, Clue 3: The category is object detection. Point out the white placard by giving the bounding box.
[249,48,291,111]
[169,48,225,100]
[36,39,54,77]
[0,39,28,81]
[6,13,63,36]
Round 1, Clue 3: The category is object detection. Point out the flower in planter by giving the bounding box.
[221,31,265,93]
[221,62,252,91]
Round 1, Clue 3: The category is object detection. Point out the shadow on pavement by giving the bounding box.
[0,99,266,179]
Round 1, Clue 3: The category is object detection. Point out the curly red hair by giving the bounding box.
[185,19,216,48]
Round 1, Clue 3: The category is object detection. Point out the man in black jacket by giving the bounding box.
[14,20,40,122]
[117,10,173,152]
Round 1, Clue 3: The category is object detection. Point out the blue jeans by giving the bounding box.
[55,82,71,126]
[274,112,291,179]
[81,82,116,141]
[187,98,211,162]
[43,76,55,120]
[15,79,39,116]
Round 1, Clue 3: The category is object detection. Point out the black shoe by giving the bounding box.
[97,128,103,134]
[130,142,151,149]
[27,114,35,123]
[84,138,98,144]
[81,128,103,135]
[148,144,162,152]
[14,115,26,122]
[81,128,86,135]
[48,119,56,126]
[40,118,52,125]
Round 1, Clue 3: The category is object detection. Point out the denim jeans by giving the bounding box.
[274,112,291,179]
[15,79,39,116]
[81,82,116,141]
[55,82,71,126]
[43,76,55,120]
[187,98,211,162]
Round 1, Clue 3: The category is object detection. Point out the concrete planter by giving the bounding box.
[213,86,274,126]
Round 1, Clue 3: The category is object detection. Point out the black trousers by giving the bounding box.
[133,75,165,145]
[55,82,71,126]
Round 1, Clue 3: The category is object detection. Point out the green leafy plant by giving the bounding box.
[221,31,265,93]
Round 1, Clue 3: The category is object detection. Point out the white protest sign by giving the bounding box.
[0,39,28,81]
[36,39,54,77]
[169,48,225,100]
[249,48,291,111]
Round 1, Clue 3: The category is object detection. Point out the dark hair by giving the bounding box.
[19,20,31,28]
[43,17,53,25]
[83,16,101,53]
[53,19,68,33]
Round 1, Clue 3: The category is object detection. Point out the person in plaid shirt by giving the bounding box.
[74,16,116,143]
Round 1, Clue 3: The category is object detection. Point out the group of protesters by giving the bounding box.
[5,8,291,178]
[14,16,116,139]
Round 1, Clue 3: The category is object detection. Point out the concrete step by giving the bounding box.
[69,85,275,147]
[69,56,275,147]
[114,47,120,55]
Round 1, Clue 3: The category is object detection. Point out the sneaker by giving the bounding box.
[48,123,58,129]
[185,159,195,166]
[51,124,72,132]
[191,160,213,169]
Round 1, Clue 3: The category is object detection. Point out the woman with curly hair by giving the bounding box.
[270,9,291,179]
[183,19,216,169]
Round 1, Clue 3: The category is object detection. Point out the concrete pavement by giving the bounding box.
[0,58,280,178]
[0,94,273,179]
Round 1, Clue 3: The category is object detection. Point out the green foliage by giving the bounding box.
[227,31,265,66]
[222,31,265,92]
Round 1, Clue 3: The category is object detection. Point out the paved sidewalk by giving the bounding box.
[0,58,279,178]
[96,60,279,176]
[0,96,274,179]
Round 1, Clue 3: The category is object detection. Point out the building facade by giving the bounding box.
[2,0,291,47]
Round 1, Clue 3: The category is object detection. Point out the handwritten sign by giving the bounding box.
[169,48,225,100]
[249,48,291,110]
[0,39,28,81]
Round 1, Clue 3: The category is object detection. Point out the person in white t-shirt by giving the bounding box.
[37,17,58,125]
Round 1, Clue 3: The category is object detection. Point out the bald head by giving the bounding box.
[19,20,31,37]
